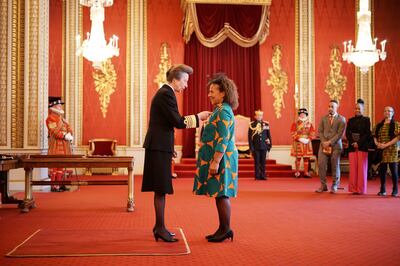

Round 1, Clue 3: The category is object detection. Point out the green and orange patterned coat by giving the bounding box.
[193,103,239,197]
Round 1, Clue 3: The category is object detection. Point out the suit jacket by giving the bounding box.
[143,84,199,152]
[346,115,372,152]
[318,113,346,150]
[248,120,272,151]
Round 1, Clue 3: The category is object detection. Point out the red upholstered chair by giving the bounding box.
[234,115,251,158]
[86,139,117,175]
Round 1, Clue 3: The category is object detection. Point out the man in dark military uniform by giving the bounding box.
[248,110,272,180]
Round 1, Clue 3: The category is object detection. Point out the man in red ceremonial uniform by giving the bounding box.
[290,108,315,177]
[46,97,73,192]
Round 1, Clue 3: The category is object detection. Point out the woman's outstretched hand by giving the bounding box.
[197,111,212,121]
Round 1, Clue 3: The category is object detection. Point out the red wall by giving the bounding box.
[147,0,185,145]
[48,0,63,98]
[82,0,127,145]
[374,0,400,123]
[260,0,296,145]
[314,0,355,126]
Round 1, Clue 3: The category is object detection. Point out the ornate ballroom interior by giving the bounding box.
[0,0,400,265]
[0,0,399,188]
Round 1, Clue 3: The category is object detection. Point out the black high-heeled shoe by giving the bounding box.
[153,230,178,242]
[208,230,234,242]
[205,229,220,239]
[205,234,215,240]
[153,227,175,236]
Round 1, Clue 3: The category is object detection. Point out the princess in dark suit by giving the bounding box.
[142,64,211,242]
[346,99,372,194]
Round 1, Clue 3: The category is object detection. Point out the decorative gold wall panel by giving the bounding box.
[127,0,147,147]
[154,42,171,88]
[65,1,82,145]
[324,46,347,101]
[27,0,39,146]
[126,0,132,146]
[11,0,25,148]
[267,44,288,119]
[0,1,7,146]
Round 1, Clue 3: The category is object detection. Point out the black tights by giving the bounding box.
[214,196,231,235]
[154,193,167,232]
[379,162,399,194]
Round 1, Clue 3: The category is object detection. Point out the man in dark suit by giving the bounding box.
[142,64,211,242]
[316,99,346,193]
[248,110,272,180]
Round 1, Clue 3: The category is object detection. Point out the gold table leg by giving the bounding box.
[127,167,134,212]
[21,168,36,213]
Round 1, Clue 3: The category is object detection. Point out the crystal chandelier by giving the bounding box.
[76,0,119,69]
[342,0,386,74]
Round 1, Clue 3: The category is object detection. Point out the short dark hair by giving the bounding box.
[207,73,239,110]
[357,98,364,105]
[166,64,193,82]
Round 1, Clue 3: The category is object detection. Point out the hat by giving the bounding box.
[255,110,263,115]
[298,108,308,116]
[48,96,64,108]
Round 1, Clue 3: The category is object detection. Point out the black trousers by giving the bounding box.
[379,162,398,194]
[253,149,267,179]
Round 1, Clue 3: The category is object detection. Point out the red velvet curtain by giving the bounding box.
[183,4,262,158]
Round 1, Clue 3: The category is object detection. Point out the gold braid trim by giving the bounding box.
[249,122,262,139]
[184,115,197,128]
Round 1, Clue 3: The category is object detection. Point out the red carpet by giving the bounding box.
[1,176,400,265]
[175,158,300,178]
[7,228,190,257]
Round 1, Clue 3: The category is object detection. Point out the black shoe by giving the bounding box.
[205,234,215,240]
[391,192,398,197]
[208,230,234,242]
[153,230,178,242]
[205,231,218,240]
[153,227,175,237]
[377,191,386,196]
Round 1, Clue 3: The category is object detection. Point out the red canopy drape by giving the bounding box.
[183,4,262,158]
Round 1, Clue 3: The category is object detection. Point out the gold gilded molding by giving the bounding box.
[154,42,171,88]
[27,0,39,146]
[126,0,132,146]
[65,1,82,145]
[127,0,147,147]
[0,1,7,146]
[324,46,347,102]
[11,0,25,148]
[93,59,117,118]
[266,44,288,119]
[61,1,66,99]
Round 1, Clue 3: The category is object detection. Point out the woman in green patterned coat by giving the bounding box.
[373,106,400,197]
[193,73,239,242]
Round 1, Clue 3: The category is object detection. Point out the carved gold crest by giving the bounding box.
[325,46,347,101]
[92,59,117,118]
[154,42,172,88]
[266,44,288,119]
